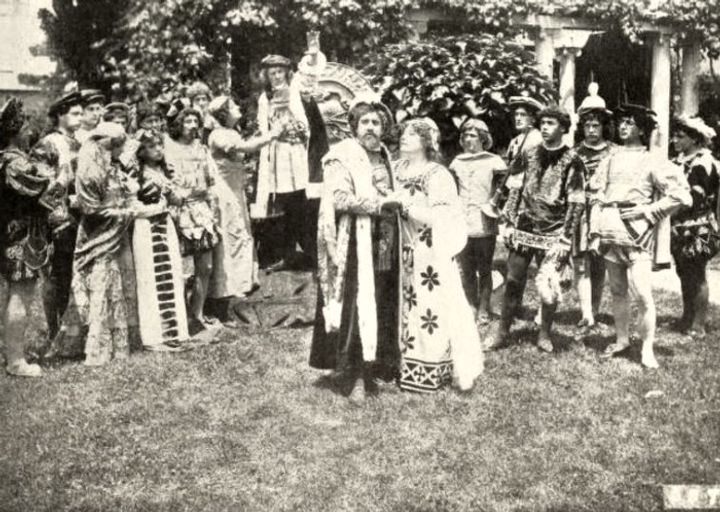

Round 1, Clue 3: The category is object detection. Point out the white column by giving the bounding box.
[680,41,701,117]
[559,48,579,145]
[534,28,556,80]
[650,33,672,155]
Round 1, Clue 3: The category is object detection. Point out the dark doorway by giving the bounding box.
[575,29,652,111]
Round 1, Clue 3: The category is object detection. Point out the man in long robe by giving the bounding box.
[310,95,400,399]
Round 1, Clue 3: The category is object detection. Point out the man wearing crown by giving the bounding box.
[0,98,57,376]
[588,104,691,368]
[572,83,616,330]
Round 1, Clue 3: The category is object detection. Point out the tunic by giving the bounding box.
[589,146,692,258]
[33,131,81,248]
[670,148,720,262]
[164,137,221,256]
[573,141,615,253]
[0,148,55,282]
[509,145,586,251]
[450,151,507,237]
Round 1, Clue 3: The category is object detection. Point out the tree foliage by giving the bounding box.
[39,0,720,102]
[108,0,415,99]
[38,0,132,96]
[425,0,720,57]
[363,34,558,155]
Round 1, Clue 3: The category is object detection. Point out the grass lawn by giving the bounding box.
[2,267,720,512]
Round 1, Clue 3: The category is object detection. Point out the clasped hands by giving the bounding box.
[379,191,406,216]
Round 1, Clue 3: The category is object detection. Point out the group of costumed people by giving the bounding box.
[0,49,327,376]
[310,83,716,399]
[0,53,717,401]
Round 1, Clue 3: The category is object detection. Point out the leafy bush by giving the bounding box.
[363,34,557,157]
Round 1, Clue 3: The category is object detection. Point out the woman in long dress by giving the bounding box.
[206,96,278,299]
[132,129,191,351]
[53,123,148,366]
[393,118,484,392]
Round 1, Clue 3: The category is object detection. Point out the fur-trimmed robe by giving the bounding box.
[311,138,399,369]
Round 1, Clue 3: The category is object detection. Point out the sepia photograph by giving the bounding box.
[1,0,719,510]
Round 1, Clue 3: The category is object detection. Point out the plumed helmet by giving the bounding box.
[577,82,612,118]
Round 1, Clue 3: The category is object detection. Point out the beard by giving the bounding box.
[359,131,380,150]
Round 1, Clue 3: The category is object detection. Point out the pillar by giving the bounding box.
[680,41,701,117]
[650,33,672,155]
[534,28,556,80]
[559,48,579,145]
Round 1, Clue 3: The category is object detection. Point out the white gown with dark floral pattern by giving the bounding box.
[395,160,484,392]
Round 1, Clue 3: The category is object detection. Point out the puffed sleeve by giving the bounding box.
[4,153,49,198]
[325,159,382,216]
[648,156,692,222]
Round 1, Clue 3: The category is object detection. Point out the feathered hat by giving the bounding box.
[673,115,716,146]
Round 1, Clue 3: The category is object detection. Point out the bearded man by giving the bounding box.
[310,95,401,400]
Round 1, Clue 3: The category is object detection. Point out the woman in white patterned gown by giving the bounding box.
[393,118,484,392]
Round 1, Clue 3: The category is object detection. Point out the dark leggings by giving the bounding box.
[457,236,496,315]
[44,247,74,339]
[498,248,557,337]
[675,256,710,331]
[274,190,316,263]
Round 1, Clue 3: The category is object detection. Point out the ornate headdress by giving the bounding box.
[577,82,612,118]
